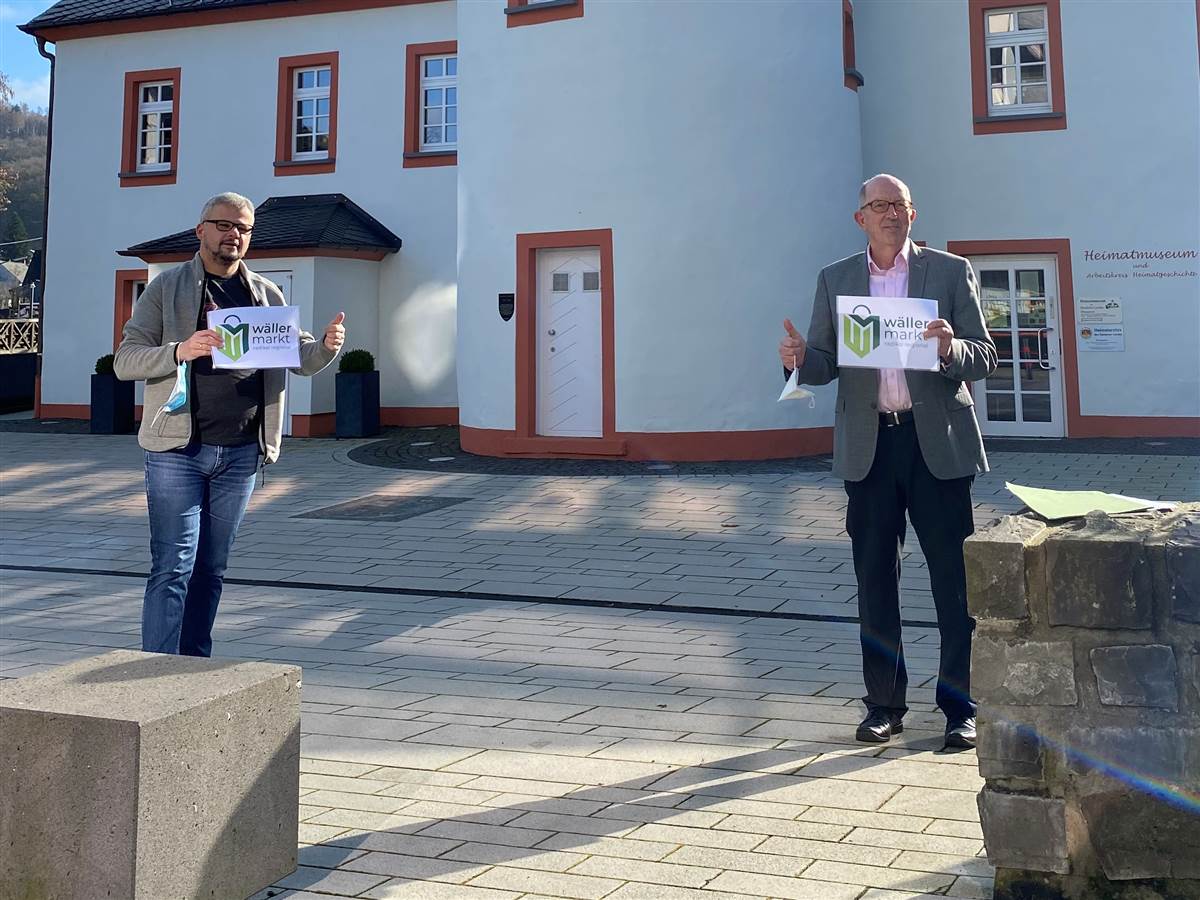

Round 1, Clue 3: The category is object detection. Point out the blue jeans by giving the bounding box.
[142,442,259,656]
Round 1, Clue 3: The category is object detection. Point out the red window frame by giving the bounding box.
[274,51,339,176]
[113,268,148,350]
[505,0,584,28]
[969,0,1067,135]
[843,0,862,91]
[119,68,181,187]
[403,41,458,169]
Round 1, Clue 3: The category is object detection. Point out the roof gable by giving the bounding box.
[119,193,402,261]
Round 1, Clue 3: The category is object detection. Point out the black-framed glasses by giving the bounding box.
[204,219,254,235]
[859,199,913,215]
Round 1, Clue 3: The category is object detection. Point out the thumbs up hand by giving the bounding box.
[778,318,807,370]
[324,311,346,352]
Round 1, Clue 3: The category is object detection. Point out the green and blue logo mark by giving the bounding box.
[215,314,250,362]
[842,304,880,359]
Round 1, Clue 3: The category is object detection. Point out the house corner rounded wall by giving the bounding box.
[456,0,862,460]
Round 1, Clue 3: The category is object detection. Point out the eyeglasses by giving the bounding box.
[859,200,913,215]
[203,219,254,235]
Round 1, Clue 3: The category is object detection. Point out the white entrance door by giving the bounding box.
[969,256,1064,437]
[536,248,602,437]
[254,271,294,436]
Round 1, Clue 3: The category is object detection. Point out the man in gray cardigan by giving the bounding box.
[115,192,345,657]
[779,175,997,749]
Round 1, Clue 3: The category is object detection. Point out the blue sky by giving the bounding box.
[2,1,57,111]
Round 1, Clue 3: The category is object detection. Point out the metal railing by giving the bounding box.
[0,318,39,355]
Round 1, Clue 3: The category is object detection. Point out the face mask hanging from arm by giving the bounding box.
[149,361,189,431]
[777,356,815,407]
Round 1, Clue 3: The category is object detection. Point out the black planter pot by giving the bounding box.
[335,370,380,438]
[90,373,135,434]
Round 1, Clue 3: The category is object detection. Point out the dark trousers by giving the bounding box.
[844,420,977,721]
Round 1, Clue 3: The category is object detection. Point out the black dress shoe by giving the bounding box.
[856,709,904,743]
[944,716,977,749]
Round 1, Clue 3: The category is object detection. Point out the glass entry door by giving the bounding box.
[969,256,1064,437]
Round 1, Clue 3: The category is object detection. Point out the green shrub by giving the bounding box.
[339,348,375,373]
[95,354,115,375]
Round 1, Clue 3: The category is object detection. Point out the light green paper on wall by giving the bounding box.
[1005,482,1175,520]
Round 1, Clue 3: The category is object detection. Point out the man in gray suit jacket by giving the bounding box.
[779,174,997,749]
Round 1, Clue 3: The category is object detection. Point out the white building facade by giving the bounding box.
[23,0,1200,455]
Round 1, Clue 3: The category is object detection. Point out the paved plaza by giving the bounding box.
[1,430,1197,899]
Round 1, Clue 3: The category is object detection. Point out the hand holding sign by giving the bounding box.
[778,318,807,370]
[176,328,223,362]
[324,311,346,353]
[922,318,954,359]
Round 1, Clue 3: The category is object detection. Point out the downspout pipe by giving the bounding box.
[33,36,54,417]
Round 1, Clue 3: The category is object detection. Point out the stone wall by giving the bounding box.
[965,505,1200,900]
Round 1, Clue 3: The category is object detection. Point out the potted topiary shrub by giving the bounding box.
[335,348,380,438]
[91,353,135,434]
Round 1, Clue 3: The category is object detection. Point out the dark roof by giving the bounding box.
[119,194,402,258]
[23,250,43,286]
[21,0,291,33]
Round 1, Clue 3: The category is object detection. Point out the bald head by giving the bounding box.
[858,174,912,208]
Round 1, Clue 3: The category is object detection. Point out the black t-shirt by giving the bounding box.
[192,273,264,447]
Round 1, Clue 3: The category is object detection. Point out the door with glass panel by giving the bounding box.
[969,257,1064,437]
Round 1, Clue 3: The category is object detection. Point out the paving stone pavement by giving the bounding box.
[2,432,1197,899]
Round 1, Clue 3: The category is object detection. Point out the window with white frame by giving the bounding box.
[420,54,457,151]
[293,66,331,158]
[985,6,1051,115]
[136,82,174,171]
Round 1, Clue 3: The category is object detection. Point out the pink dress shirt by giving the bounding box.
[868,242,914,413]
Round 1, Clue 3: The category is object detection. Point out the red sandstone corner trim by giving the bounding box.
[403,41,458,169]
[461,425,835,461]
[506,0,584,29]
[113,268,148,351]
[38,403,91,419]
[275,52,339,177]
[968,0,1067,136]
[24,0,444,41]
[119,68,180,188]
[293,408,461,436]
[289,413,336,437]
[514,228,616,453]
[380,406,459,427]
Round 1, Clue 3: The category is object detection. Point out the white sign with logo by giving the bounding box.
[1078,297,1123,325]
[1077,324,1125,352]
[835,295,940,371]
[207,305,301,369]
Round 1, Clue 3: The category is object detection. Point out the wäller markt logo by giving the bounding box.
[215,314,250,362]
[842,303,881,359]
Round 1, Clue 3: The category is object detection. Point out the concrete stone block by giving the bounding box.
[965,516,1048,621]
[1064,726,1192,785]
[1045,514,1153,630]
[974,636,1078,706]
[978,789,1069,874]
[1159,517,1200,624]
[0,650,301,900]
[1080,791,1200,880]
[978,717,1044,781]
[1090,644,1179,709]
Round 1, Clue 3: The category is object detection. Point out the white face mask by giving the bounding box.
[150,361,189,430]
[777,367,815,407]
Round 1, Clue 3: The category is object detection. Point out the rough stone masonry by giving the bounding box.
[965,504,1200,900]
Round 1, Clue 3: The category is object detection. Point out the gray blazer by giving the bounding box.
[114,254,337,464]
[794,245,997,482]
